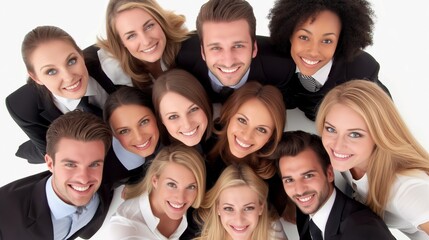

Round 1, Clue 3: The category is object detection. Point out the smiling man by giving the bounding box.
[176,0,294,104]
[0,110,113,240]
[275,130,395,240]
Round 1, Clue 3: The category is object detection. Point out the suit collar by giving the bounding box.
[324,187,347,238]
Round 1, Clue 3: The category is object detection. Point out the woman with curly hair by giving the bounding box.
[97,0,189,90]
[268,0,391,121]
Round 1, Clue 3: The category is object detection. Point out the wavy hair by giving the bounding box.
[195,164,272,240]
[316,80,429,217]
[124,143,206,208]
[97,0,189,89]
[208,82,286,179]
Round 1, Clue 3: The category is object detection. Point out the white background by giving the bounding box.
[0,1,427,239]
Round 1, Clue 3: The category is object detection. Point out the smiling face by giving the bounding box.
[201,20,257,87]
[218,185,263,240]
[46,138,105,207]
[159,92,208,146]
[227,98,274,158]
[290,10,341,76]
[279,148,334,215]
[109,104,159,157]
[29,40,88,99]
[151,162,198,220]
[115,8,166,63]
[321,103,375,178]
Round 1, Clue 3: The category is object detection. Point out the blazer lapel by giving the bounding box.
[324,188,346,239]
[26,172,54,239]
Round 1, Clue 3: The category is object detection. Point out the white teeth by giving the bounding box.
[181,128,197,136]
[219,67,239,73]
[72,185,89,192]
[302,58,319,65]
[169,202,185,209]
[298,195,312,202]
[333,151,351,158]
[135,139,150,148]
[236,137,251,148]
[142,44,156,53]
[65,81,80,90]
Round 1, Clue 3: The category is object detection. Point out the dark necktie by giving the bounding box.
[309,219,323,240]
[219,86,234,103]
[76,96,102,117]
[298,72,322,92]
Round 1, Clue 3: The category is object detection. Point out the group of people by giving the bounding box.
[1,0,428,239]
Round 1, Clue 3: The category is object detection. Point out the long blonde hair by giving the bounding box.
[195,164,273,240]
[124,143,206,209]
[316,79,429,217]
[97,0,189,89]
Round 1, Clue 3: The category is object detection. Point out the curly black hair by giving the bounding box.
[268,0,375,60]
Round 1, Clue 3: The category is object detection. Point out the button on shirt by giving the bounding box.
[46,177,100,240]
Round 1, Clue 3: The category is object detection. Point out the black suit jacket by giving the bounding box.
[296,188,395,240]
[0,171,113,240]
[176,33,295,104]
[5,45,117,163]
[284,51,391,121]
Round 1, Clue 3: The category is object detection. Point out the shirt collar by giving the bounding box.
[310,188,337,237]
[46,176,77,219]
[52,76,98,112]
[296,59,333,85]
[140,192,188,236]
[208,68,250,93]
[112,136,145,170]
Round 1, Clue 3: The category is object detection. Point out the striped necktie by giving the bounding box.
[298,73,322,92]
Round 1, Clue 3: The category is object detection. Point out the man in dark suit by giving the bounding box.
[176,0,294,104]
[0,111,114,240]
[274,131,395,239]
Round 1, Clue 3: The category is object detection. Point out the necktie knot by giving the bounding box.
[298,73,322,92]
[76,96,102,117]
[219,86,234,102]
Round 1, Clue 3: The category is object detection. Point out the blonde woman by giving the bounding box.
[97,0,189,90]
[108,143,206,239]
[195,164,287,240]
[316,79,429,239]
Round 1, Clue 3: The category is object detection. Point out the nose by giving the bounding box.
[75,167,90,184]
[139,33,152,46]
[333,135,346,151]
[221,49,235,67]
[61,69,74,82]
[181,116,191,130]
[241,127,252,141]
[294,180,307,195]
[175,189,185,203]
[133,129,144,142]
[306,40,320,57]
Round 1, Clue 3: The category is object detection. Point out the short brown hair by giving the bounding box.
[196,0,256,45]
[46,110,112,159]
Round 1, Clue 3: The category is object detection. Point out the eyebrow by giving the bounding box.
[163,103,197,116]
[237,113,273,129]
[40,53,75,71]
[122,19,152,37]
[282,170,316,179]
[298,28,338,37]
[166,177,197,187]
[60,159,104,165]
[325,121,368,132]
[113,114,150,131]
[206,40,249,48]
